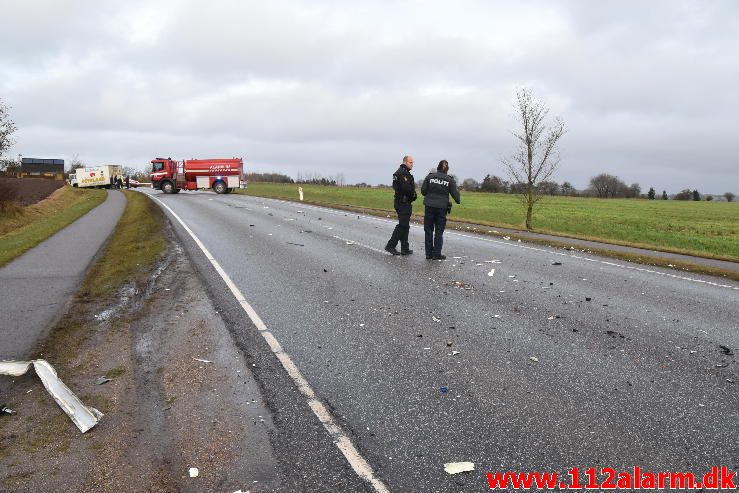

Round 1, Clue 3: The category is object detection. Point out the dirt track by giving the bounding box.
[0,178,64,206]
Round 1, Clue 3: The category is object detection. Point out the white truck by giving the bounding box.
[68,165,124,189]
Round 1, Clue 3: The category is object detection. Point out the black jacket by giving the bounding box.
[421,171,461,209]
[392,164,417,213]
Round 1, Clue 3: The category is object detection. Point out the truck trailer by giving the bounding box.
[150,157,245,194]
[68,165,124,188]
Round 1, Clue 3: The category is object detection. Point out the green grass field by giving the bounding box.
[238,183,739,262]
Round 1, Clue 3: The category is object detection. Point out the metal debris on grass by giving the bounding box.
[95,376,112,385]
[193,357,213,364]
[444,462,475,474]
[1,405,16,415]
[0,359,103,433]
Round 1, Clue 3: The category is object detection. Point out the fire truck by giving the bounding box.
[150,157,245,194]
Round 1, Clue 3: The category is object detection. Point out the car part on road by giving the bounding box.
[444,462,475,474]
[0,359,103,433]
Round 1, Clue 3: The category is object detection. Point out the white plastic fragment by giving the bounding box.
[0,359,103,433]
[488,269,495,277]
[193,358,213,364]
[189,467,199,478]
[432,315,441,323]
[444,462,475,474]
[530,356,539,362]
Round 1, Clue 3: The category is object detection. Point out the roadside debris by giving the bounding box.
[444,462,475,474]
[440,386,449,393]
[189,467,199,478]
[0,359,103,433]
[286,242,304,247]
[95,376,112,385]
[530,356,539,362]
[1,404,16,415]
[487,268,495,277]
[451,280,473,290]
[432,315,441,323]
[551,261,562,266]
[193,357,213,364]
[719,345,734,356]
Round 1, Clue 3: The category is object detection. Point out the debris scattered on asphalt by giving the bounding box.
[493,314,501,319]
[346,241,354,245]
[0,359,103,433]
[286,242,304,247]
[189,467,199,478]
[551,261,562,266]
[440,386,449,393]
[585,297,592,301]
[530,356,539,362]
[444,462,475,474]
[193,357,213,364]
[719,345,734,356]
[1,405,16,415]
[446,341,453,347]
[451,351,460,356]
[488,268,495,277]
[451,280,473,290]
[95,376,112,385]
[503,236,511,241]
[432,315,441,323]
[485,260,502,264]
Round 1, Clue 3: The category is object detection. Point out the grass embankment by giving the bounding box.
[0,186,107,268]
[239,183,739,263]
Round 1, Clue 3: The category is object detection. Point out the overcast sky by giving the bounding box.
[1,0,737,192]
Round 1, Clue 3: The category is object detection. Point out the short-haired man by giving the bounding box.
[385,155,417,255]
[421,160,461,260]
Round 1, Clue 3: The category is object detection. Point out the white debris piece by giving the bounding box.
[444,462,475,474]
[193,357,213,364]
[530,356,539,362]
[0,360,103,433]
[432,315,441,323]
[189,467,199,478]
[487,269,495,277]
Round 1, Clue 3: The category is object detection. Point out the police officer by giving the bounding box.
[421,160,460,260]
[385,155,417,255]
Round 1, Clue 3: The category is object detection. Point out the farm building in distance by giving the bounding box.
[20,158,65,180]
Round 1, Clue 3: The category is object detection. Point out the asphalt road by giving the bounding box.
[141,188,739,492]
[0,190,126,360]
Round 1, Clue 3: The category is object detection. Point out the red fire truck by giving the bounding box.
[150,157,245,194]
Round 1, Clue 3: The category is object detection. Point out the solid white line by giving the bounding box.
[332,235,392,256]
[243,196,739,292]
[146,193,390,493]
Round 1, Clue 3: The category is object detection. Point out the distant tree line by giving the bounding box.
[457,172,735,201]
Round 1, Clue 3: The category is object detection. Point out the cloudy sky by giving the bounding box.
[1,0,737,192]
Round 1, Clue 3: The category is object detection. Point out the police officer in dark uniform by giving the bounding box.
[421,160,461,260]
[385,155,417,255]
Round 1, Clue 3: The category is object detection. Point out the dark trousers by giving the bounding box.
[386,211,411,251]
[424,207,447,257]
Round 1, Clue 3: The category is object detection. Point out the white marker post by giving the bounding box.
[299,187,304,201]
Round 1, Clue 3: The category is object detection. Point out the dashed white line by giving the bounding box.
[147,193,391,493]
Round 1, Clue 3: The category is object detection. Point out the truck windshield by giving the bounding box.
[151,162,165,172]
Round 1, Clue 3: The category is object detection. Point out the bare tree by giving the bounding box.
[588,173,626,198]
[460,178,480,191]
[0,98,18,157]
[502,88,565,229]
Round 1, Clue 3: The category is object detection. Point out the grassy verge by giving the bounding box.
[44,191,167,362]
[80,191,167,298]
[238,183,739,262]
[0,186,107,267]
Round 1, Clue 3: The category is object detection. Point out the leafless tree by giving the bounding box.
[589,173,626,198]
[460,178,480,191]
[0,99,17,157]
[502,88,565,229]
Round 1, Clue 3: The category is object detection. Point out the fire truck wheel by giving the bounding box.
[162,181,174,194]
[213,181,227,194]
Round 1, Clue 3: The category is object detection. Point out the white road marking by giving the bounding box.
[332,235,392,255]
[239,195,739,292]
[147,194,391,493]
